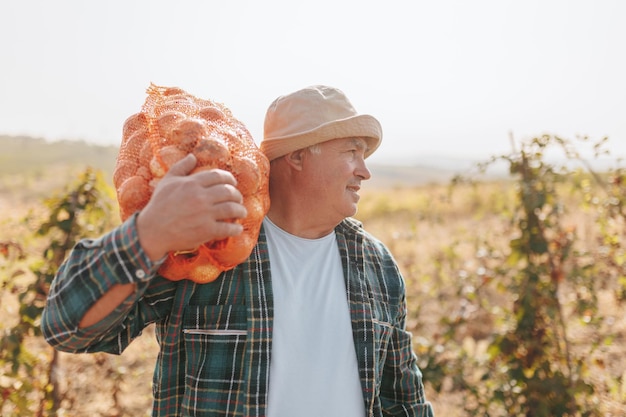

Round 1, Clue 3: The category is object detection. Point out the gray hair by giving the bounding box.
[307,143,322,155]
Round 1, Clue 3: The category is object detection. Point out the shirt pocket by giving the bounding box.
[182,304,247,415]
[373,318,393,357]
[370,296,393,354]
[372,314,393,389]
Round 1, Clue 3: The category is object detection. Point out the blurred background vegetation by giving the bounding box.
[1,135,625,416]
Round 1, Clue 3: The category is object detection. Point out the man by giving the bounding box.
[42,85,435,416]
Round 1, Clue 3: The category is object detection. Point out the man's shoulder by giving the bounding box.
[339,217,363,232]
[338,218,391,254]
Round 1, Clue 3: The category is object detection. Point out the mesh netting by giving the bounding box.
[113,83,270,283]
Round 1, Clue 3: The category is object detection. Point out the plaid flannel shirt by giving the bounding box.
[42,214,434,417]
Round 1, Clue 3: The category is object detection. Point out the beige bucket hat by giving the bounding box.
[261,85,382,161]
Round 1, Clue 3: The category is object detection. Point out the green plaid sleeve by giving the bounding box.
[41,213,171,354]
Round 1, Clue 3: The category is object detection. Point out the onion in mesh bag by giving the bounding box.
[114,84,270,283]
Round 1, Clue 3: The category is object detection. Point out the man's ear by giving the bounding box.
[283,148,306,171]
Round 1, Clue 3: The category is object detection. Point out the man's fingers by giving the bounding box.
[192,168,238,188]
[163,157,239,191]
[210,221,245,241]
[166,153,197,177]
[213,201,248,221]
[205,184,244,205]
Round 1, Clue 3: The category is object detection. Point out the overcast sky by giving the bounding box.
[1,0,625,165]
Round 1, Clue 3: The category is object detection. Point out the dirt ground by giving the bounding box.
[2,178,626,416]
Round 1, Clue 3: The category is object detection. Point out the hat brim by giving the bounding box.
[260,114,382,161]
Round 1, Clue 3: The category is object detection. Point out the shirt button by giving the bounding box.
[135,269,146,279]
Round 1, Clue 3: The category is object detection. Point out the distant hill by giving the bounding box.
[0,135,468,187]
[0,135,118,178]
[365,162,462,188]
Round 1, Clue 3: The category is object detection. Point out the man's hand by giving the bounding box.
[136,154,247,261]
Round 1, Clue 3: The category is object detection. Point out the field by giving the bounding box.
[358,183,626,415]
[1,136,625,416]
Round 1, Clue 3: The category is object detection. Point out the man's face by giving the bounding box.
[303,137,372,221]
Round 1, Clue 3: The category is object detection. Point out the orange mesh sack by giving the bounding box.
[113,83,270,284]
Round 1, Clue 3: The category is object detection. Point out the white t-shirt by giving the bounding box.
[264,218,365,417]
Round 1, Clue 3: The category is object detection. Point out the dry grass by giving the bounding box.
[358,183,626,416]
[2,171,625,416]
